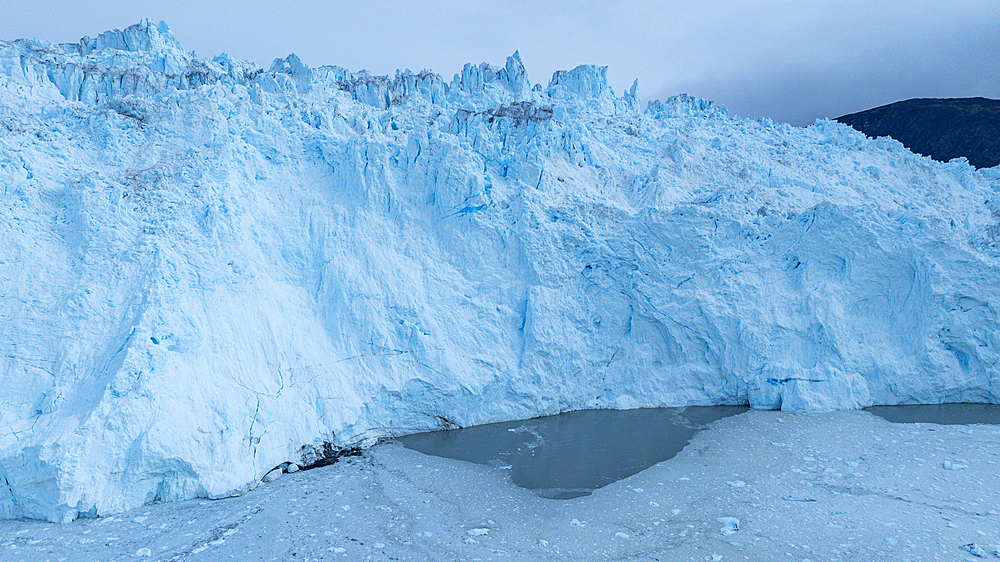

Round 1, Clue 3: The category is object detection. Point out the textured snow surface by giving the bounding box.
[3,410,1000,561]
[1,20,999,522]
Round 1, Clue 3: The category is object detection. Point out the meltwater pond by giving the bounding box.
[397,406,748,499]
[866,403,1000,425]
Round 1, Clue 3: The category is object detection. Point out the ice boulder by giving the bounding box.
[748,363,871,411]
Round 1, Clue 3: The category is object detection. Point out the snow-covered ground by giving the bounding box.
[2,409,998,561]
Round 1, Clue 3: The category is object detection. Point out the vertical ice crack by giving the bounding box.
[247,397,260,452]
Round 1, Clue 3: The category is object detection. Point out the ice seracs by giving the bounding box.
[1,20,999,522]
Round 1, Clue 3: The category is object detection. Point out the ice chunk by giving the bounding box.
[81,19,183,55]
[960,543,987,558]
[546,65,611,99]
[717,517,740,535]
[749,363,871,412]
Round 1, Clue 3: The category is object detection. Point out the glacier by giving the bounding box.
[1,19,998,522]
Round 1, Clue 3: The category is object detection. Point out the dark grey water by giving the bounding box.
[397,406,748,500]
[866,403,1000,425]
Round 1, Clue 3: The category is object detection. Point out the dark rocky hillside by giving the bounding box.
[837,98,1000,169]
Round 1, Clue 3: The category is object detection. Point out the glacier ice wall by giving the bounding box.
[2,20,999,522]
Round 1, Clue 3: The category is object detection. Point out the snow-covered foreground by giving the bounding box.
[2,410,997,561]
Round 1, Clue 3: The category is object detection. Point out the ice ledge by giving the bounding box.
[748,363,872,412]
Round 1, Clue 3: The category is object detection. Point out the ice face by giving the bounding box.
[1,22,999,522]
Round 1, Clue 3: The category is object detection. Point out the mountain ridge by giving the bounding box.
[837,97,1000,169]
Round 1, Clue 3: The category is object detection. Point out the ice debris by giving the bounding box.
[960,542,988,558]
[717,517,740,535]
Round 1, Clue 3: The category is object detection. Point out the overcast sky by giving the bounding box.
[2,1,997,126]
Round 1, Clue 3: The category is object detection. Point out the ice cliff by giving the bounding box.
[2,20,999,522]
